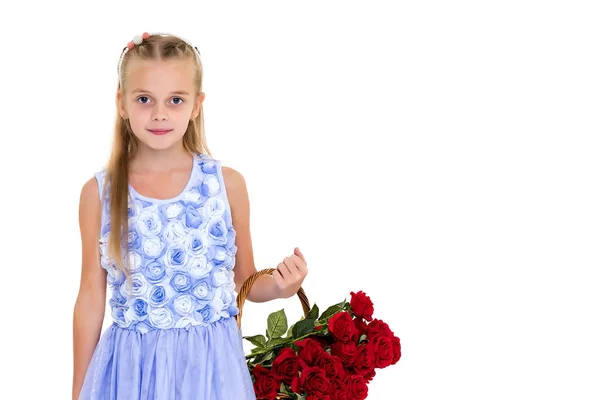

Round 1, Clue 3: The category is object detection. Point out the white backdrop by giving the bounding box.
[1,1,599,398]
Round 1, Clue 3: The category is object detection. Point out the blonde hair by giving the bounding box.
[102,34,212,279]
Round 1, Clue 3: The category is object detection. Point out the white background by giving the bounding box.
[1,1,599,399]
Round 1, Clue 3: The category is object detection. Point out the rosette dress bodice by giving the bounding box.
[79,153,256,399]
[94,152,240,333]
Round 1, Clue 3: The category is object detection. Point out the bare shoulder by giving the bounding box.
[79,176,102,236]
[78,176,105,290]
[80,177,100,206]
[220,166,256,294]
[221,165,250,227]
[221,165,247,195]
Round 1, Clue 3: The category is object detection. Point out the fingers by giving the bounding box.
[277,261,291,278]
[295,247,306,264]
[276,252,308,282]
[272,267,283,285]
[287,256,308,278]
[282,258,296,276]
[273,251,308,299]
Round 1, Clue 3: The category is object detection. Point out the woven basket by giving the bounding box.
[235,268,311,330]
[234,268,311,399]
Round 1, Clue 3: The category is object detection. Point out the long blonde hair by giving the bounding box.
[102,34,212,279]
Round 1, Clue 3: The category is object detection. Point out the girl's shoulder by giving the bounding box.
[196,152,223,164]
[94,167,107,180]
[91,166,109,204]
[197,153,231,173]
[93,167,107,187]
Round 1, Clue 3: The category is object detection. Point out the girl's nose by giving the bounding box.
[152,105,168,121]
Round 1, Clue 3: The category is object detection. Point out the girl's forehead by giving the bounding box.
[126,58,196,91]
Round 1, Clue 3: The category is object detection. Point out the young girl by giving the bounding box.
[72,32,309,400]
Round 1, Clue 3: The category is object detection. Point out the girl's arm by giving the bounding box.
[224,166,281,303]
[72,177,107,400]
[224,166,308,302]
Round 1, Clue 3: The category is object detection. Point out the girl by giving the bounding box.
[72,32,309,400]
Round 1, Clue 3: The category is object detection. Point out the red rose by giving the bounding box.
[331,340,358,367]
[329,379,348,400]
[365,318,392,340]
[372,334,394,368]
[294,337,327,366]
[354,317,368,338]
[352,328,360,344]
[291,376,302,394]
[317,352,346,380]
[344,374,369,400]
[391,335,401,365]
[353,343,375,376]
[301,366,332,396]
[252,364,279,400]
[328,312,359,344]
[363,368,376,382]
[350,291,374,321]
[271,347,299,384]
[312,335,331,349]
[307,395,331,400]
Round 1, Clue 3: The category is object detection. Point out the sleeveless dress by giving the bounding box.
[78,152,257,400]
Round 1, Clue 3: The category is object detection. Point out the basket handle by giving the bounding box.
[235,268,311,330]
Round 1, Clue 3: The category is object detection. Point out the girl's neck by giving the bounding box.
[129,145,193,173]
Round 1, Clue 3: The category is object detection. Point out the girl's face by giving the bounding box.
[117,57,204,152]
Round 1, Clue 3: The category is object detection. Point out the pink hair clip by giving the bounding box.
[127,32,150,49]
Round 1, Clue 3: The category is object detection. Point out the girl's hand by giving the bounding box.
[273,247,309,299]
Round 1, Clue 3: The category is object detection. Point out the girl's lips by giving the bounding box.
[148,129,172,135]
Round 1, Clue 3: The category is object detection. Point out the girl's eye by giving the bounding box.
[136,97,184,105]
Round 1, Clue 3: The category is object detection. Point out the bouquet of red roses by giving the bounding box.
[244,291,401,400]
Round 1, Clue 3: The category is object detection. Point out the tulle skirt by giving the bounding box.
[78,316,256,399]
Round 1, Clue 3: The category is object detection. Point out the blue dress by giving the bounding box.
[78,153,256,399]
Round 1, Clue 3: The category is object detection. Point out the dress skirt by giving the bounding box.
[78,316,256,399]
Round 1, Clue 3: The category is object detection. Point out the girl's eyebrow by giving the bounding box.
[132,89,190,95]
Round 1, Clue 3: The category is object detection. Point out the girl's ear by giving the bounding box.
[116,90,127,119]
[191,92,205,120]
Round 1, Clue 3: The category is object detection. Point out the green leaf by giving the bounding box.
[267,309,288,339]
[359,334,368,343]
[306,303,319,320]
[262,350,275,362]
[243,334,267,348]
[247,346,270,359]
[255,350,275,364]
[292,318,315,339]
[286,323,296,338]
[319,300,347,320]
[268,337,289,348]
[306,303,319,319]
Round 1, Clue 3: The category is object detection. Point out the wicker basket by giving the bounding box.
[235,268,311,330]
[234,268,311,399]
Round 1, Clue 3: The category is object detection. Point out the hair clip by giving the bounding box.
[127,32,150,49]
